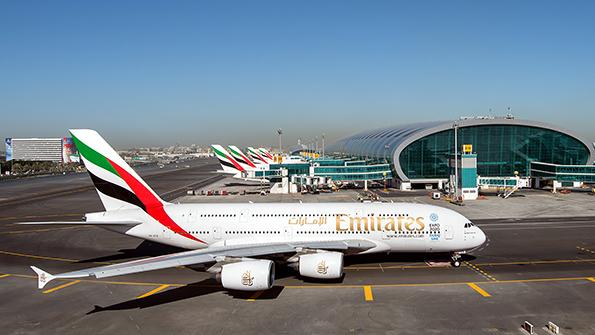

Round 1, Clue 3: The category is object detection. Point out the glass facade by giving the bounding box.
[400,125,591,179]
[268,163,310,175]
[314,164,391,174]
[530,162,595,182]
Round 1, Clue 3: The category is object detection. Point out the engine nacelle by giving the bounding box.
[299,252,343,279]
[219,260,275,291]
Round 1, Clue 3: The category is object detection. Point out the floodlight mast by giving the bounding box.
[277,128,283,154]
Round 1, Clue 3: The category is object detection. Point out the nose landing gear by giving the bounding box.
[451,253,461,267]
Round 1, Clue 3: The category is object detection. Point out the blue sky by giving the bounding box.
[1,1,594,147]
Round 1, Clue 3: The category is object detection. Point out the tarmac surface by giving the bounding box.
[1,160,594,334]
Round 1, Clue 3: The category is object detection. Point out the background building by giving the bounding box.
[328,117,595,188]
[6,138,64,162]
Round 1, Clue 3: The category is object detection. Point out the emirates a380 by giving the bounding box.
[24,129,486,292]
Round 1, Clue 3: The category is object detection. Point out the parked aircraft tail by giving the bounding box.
[212,144,246,174]
[247,147,270,165]
[228,145,257,170]
[70,129,167,212]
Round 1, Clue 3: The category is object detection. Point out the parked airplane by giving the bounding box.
[24,129,486,292]
[211,144,246,175]
[259,147,274,161]
[211,145,268,181]
[227,145,268,172]
[247,146,272,165]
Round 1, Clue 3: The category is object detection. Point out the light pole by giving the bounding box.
[277,128,283,155]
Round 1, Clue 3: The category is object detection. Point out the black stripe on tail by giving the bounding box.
[88,172,146,211]
[217,159,237,170]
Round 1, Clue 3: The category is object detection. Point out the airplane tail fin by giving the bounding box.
[227,145,256,170]
[31,266,55,289]
[70,129,166,211]
[247,147,270,165]
[259,147,274,160]
[211,145,245,174]
[258,148,274,163]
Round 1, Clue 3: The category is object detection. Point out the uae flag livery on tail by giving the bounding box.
[211,144,245,174]
[247,147,270,165]
[70,129,204,244]
[227,145,256,170]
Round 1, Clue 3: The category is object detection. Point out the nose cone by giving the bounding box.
[476,227,487,247]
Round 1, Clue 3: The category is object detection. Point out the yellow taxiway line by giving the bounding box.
[0,213,82,222]
[0,250,80,263]
[137,284,170,298]
[467,283,491,297]
[246,291,264,301]
[0,226,90,235]
[0,274,11,279]
[42,280,81,294]
[363,285,374,301]
[476,258,595,267]
[284,276,595,289]
[3,272,595,293]
[344,258,595,271]
[0,250,112,265]
[463,261,497,281]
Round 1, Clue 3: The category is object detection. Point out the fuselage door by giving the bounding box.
[284,227,293,241]
[444,224,454,240]
[213,225,222,240]
[240,209,249,223]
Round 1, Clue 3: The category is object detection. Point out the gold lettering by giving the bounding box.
[385,217,396,231]
[404,217,415,230]
[375,217,383,231]
[397,216,404,231]
[350,217,368,231]
[335,215,348,231]
[416,217,425,231]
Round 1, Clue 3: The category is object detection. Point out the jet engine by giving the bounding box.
[298,251,343,279]
[219,260,275,291]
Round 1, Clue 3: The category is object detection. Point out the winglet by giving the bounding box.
[30,266,55,289]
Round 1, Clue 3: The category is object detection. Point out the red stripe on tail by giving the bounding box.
[107,158,206,244]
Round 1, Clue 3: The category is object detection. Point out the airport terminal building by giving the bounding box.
[328,117,595,188]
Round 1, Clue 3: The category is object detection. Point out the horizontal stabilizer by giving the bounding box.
[17,221,142,226]
[30,266,56,289]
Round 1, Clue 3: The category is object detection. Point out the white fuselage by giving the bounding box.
[87,202,486,253]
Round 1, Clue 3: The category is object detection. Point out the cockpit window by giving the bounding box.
[464,223,475,228]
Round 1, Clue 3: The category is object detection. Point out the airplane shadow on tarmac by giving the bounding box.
[83,241,475,313]
[77,241,186,264]
[87,280,284,314]
[86,265,308,313]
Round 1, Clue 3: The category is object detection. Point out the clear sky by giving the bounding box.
[1,0,594,148]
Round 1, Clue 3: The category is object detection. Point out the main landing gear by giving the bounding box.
[450,253,461,267]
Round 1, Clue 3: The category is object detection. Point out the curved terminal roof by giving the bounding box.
[328,118,595,181]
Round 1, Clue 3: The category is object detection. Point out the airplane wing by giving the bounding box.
[30,239,377,289]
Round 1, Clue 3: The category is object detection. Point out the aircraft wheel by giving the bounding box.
[452,260,461,267]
